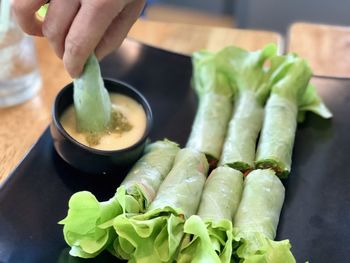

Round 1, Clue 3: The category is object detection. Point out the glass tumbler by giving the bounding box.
[0,10,42,107]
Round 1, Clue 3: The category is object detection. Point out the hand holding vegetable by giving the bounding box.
[11,0,145,77]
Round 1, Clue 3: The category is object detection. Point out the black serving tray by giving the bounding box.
[1,40,349,263]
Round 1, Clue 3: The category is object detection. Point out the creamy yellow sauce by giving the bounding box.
[60,93,147,151]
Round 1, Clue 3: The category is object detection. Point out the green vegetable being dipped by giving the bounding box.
[59,139,180,258]
[186,49,236,165]
[73,54,112,133]
[178,166,243,263]
[255,54,332,178]
[0,0,11,33]
[112,148,209,262]
[218,44,282,172]
[232,169,296,262]
[60,54,148,150]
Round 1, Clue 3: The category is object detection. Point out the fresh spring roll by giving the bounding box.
[58,139,179,258]
[219,44,281,172]
[73,54,112,133]
[255,54,332,178]
[186,49,236,164]
[117,139,180,213]
[232,169,295,262]
[178,167,243,263]
[0,0,11,33]
[112,148,209,263]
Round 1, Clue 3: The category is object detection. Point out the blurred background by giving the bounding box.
[144,0,350,34]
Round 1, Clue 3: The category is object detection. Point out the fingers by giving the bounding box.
[95,0,145,60]
[63,0,125,77]
[11,0,47,35]
[42,0,80,58]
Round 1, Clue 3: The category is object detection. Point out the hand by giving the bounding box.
[11,0,145,77]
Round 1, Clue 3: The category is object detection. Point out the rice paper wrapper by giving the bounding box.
[234,169,285,241]
[255,95,298,178]
[219,90,264,171]
[197,166,243,222]
[120,139,180,213]
[186,92,233,162]
[178,167,243,263]
[148,148,209,217]
[232,169,295,262]
[113,148,208,262]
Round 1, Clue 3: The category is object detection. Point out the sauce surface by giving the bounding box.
[60,93,147,151]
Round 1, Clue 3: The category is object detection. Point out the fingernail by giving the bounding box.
[63,57,82,79]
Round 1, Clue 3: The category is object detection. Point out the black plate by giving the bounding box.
[0,40,349,263]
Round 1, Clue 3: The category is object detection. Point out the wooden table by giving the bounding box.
[0,19,314,183]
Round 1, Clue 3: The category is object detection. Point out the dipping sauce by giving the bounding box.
[60,93,147,151]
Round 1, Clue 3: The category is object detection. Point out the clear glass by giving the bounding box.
[0,15,42,107]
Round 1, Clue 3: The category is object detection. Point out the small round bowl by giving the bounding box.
[50,78,153,175]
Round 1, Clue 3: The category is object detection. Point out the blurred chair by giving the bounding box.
[235,0,350,34]
[287,22,350,78]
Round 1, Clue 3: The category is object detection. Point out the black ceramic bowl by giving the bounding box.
[50,78,153,175]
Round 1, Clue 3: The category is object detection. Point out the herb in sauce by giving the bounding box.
[84,109,133,146]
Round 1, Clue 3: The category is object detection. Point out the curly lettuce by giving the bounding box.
[113,148,209,262]
[59,139,179,258]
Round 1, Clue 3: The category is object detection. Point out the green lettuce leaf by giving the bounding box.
[73,54,112,132]
[58,191,122,258]
[220,44,277,103]
[112,148,209,262]
[298,84,333,122]
[186,49,236,161]
[192,50,236,97]
[178,216,233,263]
[269,54,312,104]
[113,207,185,262]
[232,232,296,263]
